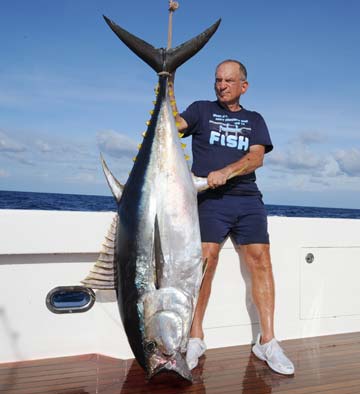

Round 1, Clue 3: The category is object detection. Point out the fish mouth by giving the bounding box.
[147,351,192,382]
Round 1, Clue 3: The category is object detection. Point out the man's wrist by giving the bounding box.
[222,166,234,179]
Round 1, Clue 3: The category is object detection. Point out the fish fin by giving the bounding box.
[148,352,192,382]
[201,257,208,283]
[103,15,221,74]
[101,153,124,203]
[81,214,118,290]
[165,19,221,73]
[190,258,208,325]
[201,258,208,284]
[153,215,165,290]
[103,15,164,72]
[191,172,209,193]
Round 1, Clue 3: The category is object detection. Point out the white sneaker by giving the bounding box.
[186,338,207,370]
[252,334,295,375]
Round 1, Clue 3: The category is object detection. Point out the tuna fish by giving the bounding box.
[82,14,220,381]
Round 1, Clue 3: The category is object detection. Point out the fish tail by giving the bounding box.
[103,15,221,74]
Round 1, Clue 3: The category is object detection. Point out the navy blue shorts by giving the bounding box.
[197,193,269,245]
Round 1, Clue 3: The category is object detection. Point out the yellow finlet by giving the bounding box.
[142,131,147,137]
[149,110,154,115]
[178,132,184,138]
[146,120,151,126]
[184,154,190,161]
[132,157,137,162]
[137,144,142,150]
[181,143,186,149]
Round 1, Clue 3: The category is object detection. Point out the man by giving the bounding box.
[169,60,294,375]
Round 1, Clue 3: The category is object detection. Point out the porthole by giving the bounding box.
[46,286,96,314]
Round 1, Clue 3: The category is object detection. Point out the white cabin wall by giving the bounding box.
[206,217,360,349]
[0,210,360,363]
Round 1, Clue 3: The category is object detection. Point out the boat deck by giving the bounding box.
[1,332,359,394]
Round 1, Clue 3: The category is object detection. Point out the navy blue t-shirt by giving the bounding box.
[181,100,273,195]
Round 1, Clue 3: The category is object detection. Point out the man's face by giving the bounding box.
[214,62,248,107]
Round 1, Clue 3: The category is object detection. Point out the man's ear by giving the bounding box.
[242,81,249,94]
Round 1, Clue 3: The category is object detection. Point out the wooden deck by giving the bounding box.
[1,332,360,394]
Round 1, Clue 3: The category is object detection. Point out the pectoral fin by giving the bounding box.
[201,258,208,282]
[153,215,165,289]
[191,173,209,193]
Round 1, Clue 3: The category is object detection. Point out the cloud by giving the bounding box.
[267,145,325,172]
[96,130,137,158]
[0,129,97,171]
[266,130,339,178]
[3,152,35,166]
[78,164,97,172]
[35,140,52,153]
[263,132,345,195]
[321,156,342,177]
[267,129,329,171]
[66,172,99,184]
[0,131,35,166]
[334,148,360,176]
[0,131,26,153]
[296,131,325,145]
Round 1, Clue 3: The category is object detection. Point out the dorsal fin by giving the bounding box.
[154,215,165,290]
[81,214,118,290]
[103,15,221,74]
[101,154,124,204]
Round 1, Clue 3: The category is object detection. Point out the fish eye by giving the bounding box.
[144,341,157,353]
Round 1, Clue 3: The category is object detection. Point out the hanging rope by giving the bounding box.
[167,1,179,49]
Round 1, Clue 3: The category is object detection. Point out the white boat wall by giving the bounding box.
[1,209,360,364]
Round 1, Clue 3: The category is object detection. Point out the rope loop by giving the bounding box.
[168,1,179,12]
[158,71,171,77]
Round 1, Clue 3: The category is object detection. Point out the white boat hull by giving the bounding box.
[1,209,360,363]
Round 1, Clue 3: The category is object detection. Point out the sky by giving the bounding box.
[1,0,360,209]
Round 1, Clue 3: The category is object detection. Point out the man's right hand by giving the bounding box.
[207,168,232,189]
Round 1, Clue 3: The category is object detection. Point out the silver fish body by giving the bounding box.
[83,15,221,381]
[117,78,202,379]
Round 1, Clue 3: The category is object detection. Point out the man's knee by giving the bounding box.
[239,244,272,272]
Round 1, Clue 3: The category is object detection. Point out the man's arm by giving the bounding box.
[207,145,265,189]
[168,74,265,190]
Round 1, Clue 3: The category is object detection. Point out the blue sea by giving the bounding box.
[1,190,360,219]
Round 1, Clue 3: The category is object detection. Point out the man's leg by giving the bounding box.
[237,243,274,343]
[186,242,220,369]
[238,243,294,375]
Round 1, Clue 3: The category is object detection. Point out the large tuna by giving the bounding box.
[82,14,220,381]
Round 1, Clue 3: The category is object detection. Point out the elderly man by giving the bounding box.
[170,59,294,375]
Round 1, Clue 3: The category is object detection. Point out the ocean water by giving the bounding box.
[1,190,360,219]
